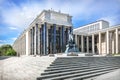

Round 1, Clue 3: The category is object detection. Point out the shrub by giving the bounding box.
[0,44,16,56]
[6,49,16,56]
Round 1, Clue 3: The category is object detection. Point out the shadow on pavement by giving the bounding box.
[0,56,11,60]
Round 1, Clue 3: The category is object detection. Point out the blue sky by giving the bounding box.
[0,0,120,46]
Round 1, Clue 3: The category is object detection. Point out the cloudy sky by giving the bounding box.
[0,0,120,46]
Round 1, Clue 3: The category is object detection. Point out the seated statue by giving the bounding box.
[68,30,74,44]
[65,28,79,54]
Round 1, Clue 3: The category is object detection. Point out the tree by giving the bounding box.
[0,44,16,56]
[6,48,16,56]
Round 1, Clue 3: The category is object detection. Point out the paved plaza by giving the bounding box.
[0,55,120,80]
[0,56,56,80]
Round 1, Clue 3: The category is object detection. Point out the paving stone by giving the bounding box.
[0,56,56,80]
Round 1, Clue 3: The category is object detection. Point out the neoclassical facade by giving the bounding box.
[74,20,120,55]
[13,10,72,55]
[13,10,120,56]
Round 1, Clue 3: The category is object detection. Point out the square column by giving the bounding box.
[34,26,36,55]
[112,32,115,54]
[53,24,56,54]
[60,26,65,52]
[106,30,109,54]
[81,35,84,52]
[32,27,35,55]
[41,26,44,55]
[51,26,53,54]
[36,24,38,55]
[87,36,89,53]
[99,32,101,54]
[116,28,118,54]
[39,28,42,55]
[43,22,47,55]
[65,28,68,45]
[46,26,49,54]
[26,31,29,56]
[38,26,40,55]
[77,35,80,49]
[75,34,77,44]
[92,34,95,54]
[30,29,33,55]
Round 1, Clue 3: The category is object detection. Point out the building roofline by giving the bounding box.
[74,20,109,31]
[73,22,120,35]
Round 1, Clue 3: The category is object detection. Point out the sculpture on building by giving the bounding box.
[65,28,79,54]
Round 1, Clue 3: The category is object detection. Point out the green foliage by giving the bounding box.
[6,48,16,56]
[0,44,16,56]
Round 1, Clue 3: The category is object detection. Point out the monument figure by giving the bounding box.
[65,28,79,55]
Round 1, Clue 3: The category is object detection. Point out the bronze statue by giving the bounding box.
[65,28,79,53]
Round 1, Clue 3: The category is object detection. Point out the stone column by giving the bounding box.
[66,28,68,45]
[106,30,109,54]
[46,26,49,54]
[92,34,95,54]
[99,32,101,54]
[60,26,64,52]
[39,28,41,55]
[87,36,89,53]
[81,35,84,52]
[33,27,35,55]
[53,24,56,54]
[38,27,40,55]
[116,28,118,54]
[75,35,77,44]
[43,22,47,55]
[34,27,36,55]
[112,32,115,54]
[36,23,38,55]
[50,26,53,54]
[58,27,61,52]
[77,35,80,49]
[30,29,32,55]
[41,25,44,55]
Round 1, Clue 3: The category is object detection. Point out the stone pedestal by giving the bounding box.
[85,53,93,56]
[67,52,78,56]
[49,54,55,57]
[65,44,79,53]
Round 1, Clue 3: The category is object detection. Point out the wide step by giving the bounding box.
[37,57,120,80]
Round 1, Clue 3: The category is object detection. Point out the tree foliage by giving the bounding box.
[0,44,16,56]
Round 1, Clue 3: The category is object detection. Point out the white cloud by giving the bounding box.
[0,40,6,43]
[11,37,17,41]
[99,15,120,26]
[0,0,120,45]
[1,0,120,32]
[9,27,17,30]
[1,2,43,31]
[0,37,17,46]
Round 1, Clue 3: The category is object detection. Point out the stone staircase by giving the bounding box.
[37,57,120,80]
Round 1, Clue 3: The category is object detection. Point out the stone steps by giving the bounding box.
[38,67,119,80]
[45,63,119,72]
[37,57,120,80]
[64,70,114,80]
[45,65,88,71]
[50,61,119,67]
[42,65,119,75]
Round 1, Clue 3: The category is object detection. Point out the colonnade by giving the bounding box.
[75,28,120,55]
[30,22,71,55]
